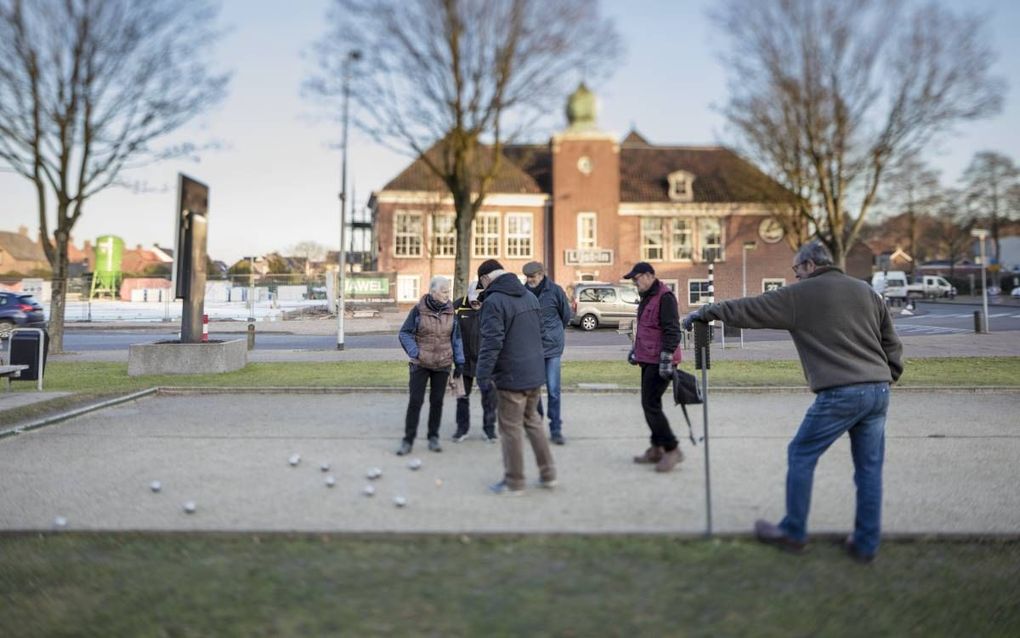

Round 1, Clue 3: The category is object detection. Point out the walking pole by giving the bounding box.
[694,320,713,537]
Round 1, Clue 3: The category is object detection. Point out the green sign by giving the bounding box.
[345,277,390,296]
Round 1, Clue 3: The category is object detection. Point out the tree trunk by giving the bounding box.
[453,189,475,297]
[48,228,70,353]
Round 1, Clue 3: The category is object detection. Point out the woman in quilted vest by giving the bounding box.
[397,276,465,455]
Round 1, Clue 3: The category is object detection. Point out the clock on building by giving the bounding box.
[758,218,784,243]
[577,156,593,175]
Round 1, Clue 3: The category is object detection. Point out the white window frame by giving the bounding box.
[472,212,500,258]
[641,217,665,261]
[396,275,421,302]
[687,278,712,306]
[668,170,695,202]
[577,212,597,249]
[505,212,534,259]
[762,278,786,293]
[670,219,693,261]
[697,218,725,263]
[659,279,679,295]
[431,214,456,258]
[394,211,423,258]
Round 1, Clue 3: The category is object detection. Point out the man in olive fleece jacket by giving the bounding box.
[684,241,903,563]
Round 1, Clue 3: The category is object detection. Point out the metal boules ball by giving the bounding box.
[325,475,336,488]
[183,501,197,514]
[362,484,376,497]
[320,462,331,472]
[53,516,68,530]
[150,480,162,493]
[289,454,301,467]
[408,458,422,471]
[393,495,407,508]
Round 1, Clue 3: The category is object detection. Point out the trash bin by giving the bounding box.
[10,328,49,383]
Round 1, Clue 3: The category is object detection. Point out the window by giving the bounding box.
[397,275,420,302]
[394,212,423,257]
[641,218,664,261]
[505,213,533,258]
[577,212,597,249]
[688,279,713,306]
[698,218,724,262]
[658,279,679,295]
[668,170,695,202]
[670,219,693,260]
[620,287,640,304]
[472,212,500,257]
[762,279,786,293]
[431,214,456,258]
[578,287,616,303]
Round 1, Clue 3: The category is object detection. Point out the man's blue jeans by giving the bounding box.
[779,382,889,556]
[536,356,562,436]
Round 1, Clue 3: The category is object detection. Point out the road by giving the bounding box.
[60,301,1020,352]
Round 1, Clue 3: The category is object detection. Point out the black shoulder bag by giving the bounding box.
[672,368,703,446]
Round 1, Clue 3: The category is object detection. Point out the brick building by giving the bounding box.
[370,85,805,310]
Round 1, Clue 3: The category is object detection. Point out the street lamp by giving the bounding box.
[740,241,757,349]
[971,228,990,333]
[337,49,362,351]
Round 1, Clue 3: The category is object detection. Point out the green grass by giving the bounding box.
[0,534,1017,637]
[3,357,1018,427]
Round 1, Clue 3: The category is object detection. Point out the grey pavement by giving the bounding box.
[1,389,1017,535]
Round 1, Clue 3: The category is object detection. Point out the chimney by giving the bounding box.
[18,225,28,237]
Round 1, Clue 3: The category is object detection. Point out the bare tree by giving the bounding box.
[0,0,228,351]
[960,151,1018,264]
[925,187,973,278]
[711,0,1004,268]
[307,0,620,294]
[881,154,943,269]
[290,241,329,263]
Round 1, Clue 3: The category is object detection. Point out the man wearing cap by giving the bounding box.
[624,261,685,473]
[475,259,557,495]
[522,261,572,445]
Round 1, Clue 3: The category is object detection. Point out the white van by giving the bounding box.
[871,271,909,300]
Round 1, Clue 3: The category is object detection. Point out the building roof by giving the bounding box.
[378,134,793,205]
[0,230,47,262]
[382,142,544,194]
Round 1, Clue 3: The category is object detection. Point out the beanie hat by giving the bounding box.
[477,259,504,279]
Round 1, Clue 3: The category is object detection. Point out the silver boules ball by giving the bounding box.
[325,475,336,488]
[150,480,162,493]
[53,516,68,529]
[366,467,382,480]
[362,484,376,497]
[289,453,301,467]
[183,501,197,514]
[393,495,407,508]
[320,462,331,472]
[408,458,422,471]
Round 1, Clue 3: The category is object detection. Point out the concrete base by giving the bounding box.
[128,339,247,376]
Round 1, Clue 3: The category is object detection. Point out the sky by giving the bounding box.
[2,0,1018,265]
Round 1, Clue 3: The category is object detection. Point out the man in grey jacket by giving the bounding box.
[523,261,572,445]
[684,241,903,563]
[475,259,557,495]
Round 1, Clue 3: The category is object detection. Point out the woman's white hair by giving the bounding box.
[429,275,451,293]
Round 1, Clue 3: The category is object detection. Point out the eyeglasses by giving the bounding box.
[791,260,809,274]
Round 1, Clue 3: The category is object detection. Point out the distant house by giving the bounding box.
[0,226,49,274]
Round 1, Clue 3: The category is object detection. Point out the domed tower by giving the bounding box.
[550,83,620,282]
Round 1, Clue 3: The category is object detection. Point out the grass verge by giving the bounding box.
[1,534,1017,637]
[3,357,1018,426]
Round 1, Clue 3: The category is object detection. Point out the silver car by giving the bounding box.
[569,282,639,331]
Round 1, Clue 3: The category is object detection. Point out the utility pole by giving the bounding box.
[337,49,362,351]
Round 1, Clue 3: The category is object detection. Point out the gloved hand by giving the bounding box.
[658,350,674,380]
[453,365,463,378]
[477,377,493,392]
[627,348,637,366]
[682,308,705,331]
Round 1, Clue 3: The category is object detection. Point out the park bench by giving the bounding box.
[0,364,29,391]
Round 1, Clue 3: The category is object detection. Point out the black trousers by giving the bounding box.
[455,375,497,436]
[404,364,449,442]
[640,363,678,451]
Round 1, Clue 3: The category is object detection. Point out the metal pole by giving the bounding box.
[337,50,361,351]
[741,246,747,349]
[980,241,989,333]
[248,256,255,323]
[694,321,712,537]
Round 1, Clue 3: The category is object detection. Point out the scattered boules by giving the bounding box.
[362,484,376,497]
[150,480,162,493]
[183,501,197,514]
[325,475,336,488]
[393,495,407,508]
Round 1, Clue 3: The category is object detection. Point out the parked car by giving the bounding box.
[871,271,909,301]
[1012,287,1020,299]
[906,275,956,299]
[569,282,639,331]
[0,292,47,339]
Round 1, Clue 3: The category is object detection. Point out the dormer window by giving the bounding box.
[668,170,695,202]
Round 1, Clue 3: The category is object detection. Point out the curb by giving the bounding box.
[0,387,157,439]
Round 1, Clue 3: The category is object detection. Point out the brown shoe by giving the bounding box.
[654,447,683,472]
[754,519,806,554]
[633,446,664,464]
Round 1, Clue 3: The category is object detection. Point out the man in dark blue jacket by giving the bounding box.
[523,261,572,445]
[475,259,557,495]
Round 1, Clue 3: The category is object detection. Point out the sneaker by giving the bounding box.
[654,447,684,472]
[452,431,469,443]
[844,535,875,564]
[396,440,412,456]
[550,433,566,446]
[754,519,806,554]
[483,433,498,444]
[428,437,442,453]
[633,446,664,464]
[538,478,558,489]
[488,480,524,496]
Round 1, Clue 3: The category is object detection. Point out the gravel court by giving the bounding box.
[1,390,1018,535]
